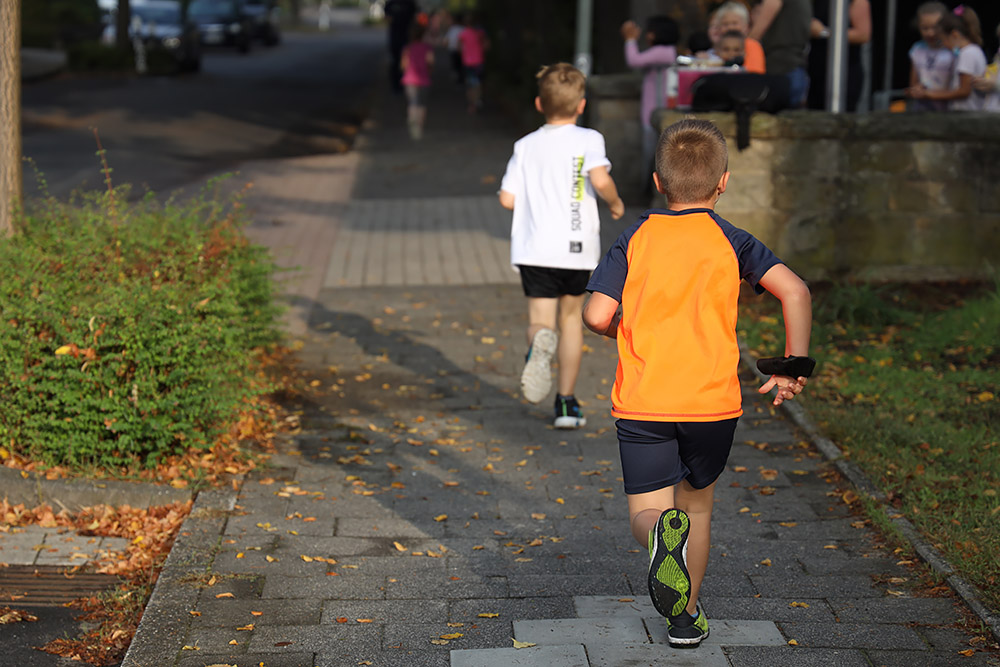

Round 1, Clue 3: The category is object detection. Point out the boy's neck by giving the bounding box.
[667,200,716,212]
[545,115,580,126]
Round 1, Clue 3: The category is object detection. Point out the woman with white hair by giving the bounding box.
[709,1,766,73]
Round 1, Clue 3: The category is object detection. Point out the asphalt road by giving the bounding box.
[21,18,385,200]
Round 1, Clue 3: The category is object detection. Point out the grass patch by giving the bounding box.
[739,280,1000,613]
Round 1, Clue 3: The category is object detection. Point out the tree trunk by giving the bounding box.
[0,0,22,236]
[116,0,132,50]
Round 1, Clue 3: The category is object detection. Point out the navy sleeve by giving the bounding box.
[587,217,645,303]
[713,214,782,294]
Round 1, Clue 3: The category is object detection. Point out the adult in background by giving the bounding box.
[749,0,812,107]
[384,0,417,93]
[709,2,766,73]
[807,0,871,111]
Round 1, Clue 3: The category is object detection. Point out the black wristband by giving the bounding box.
[756,355,816,378]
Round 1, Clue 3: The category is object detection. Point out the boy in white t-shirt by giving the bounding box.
[499,63,625,428]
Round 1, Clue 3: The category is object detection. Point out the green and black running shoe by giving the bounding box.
[647,508,692,619]
[667,605,709,647]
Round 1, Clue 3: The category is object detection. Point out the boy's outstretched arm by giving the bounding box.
[583,292,621,339]
[589,167,625,220]
[757,263,812,406]
[498,189,515,211]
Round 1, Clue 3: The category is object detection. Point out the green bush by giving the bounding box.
[0,182,281,471]
[67,42,135,72]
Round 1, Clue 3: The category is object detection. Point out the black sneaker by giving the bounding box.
[553,394,586,429]
[667,605,709,647]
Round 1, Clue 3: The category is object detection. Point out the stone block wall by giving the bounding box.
[587,82,1000,282]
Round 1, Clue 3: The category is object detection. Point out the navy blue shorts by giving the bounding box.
[616,418,738,494]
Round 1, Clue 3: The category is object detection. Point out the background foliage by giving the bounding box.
[0,181,280,471]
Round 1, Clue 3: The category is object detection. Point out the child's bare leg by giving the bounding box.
[675,479,717,614]
[555,294,585,396]
[626,486,676,547]
[526,297,558,343]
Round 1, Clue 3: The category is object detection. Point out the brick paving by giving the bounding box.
[121,38,1000,667]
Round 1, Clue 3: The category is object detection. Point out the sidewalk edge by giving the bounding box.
[121,486,239,667]
[740,343,1000,644]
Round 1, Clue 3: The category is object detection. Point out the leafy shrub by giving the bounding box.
[66,42,135,72]
[0,182,280,471]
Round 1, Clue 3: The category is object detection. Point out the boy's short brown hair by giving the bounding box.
[536,63,586,119]
[655,119,728,204]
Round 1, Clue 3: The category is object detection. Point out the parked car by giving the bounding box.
[100,0,202,72]
[243,0,280,46]
[187,0,254,53]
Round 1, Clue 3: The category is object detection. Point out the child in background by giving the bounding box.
[906,2,955,111]
[401,24,433,140]
[716,30,747,67]
[459,14,489,113]
[499,63,625,427]
[709,2,766,73]
[583,118,812,647]
[911,6,986,111]
[444,12,465,84]
[622,16,679,189]
[972,21,1000,112]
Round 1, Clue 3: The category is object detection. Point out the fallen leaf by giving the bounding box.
[512,639,537,649]
[531,513,546,520]
[430,639,449,645]
[787,639,799,646]
[393,541,408,552]
[336,617,348,623]
[440,633,463,639]
[181,645,200,650]
[886,590,905,597]
[228,640,239,645]
[823,544,838,550]
[188,610,201,617]
[732,466,748,472]
[215,593,235,599]
[250,611,263,616]
[265,555,278,562]
[779,522,797,528]
[356,618,374,623]
[959,649,976,656]
[236,623,254,631]
[434,514,448,522]
[760,558,772,567]
[738,507,750,513]
[789,602,810,608]
[478,613,500,618]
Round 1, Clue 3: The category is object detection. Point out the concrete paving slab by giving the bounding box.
[450,644,589,667]
[320,599,448,625]
[512,617,649,646]
[725,646,871,666]
[190,598,323,628]
[778,621,927,650]
[260,573,386,600]
[750,574,882,598]
[382,620,513,651]
[865,649,1000,667]
[828,597,961,624]
[246,623,381,654]
[449,597,576,623]
[586,643,730,666]
[645,618,786,647]
[701,597,837,623]
[506,574,633,598]
[176,652,316,667]
[573,595,656,618]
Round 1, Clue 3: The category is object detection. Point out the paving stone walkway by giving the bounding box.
[124,29,999,667]
[0,526,128,567]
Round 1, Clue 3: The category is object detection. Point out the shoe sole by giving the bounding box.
[520,329,557,404]
[667,628,709,647]
[553,416,586,429]
[648,509,691,619]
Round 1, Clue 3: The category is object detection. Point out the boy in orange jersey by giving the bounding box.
[582,119,813,647]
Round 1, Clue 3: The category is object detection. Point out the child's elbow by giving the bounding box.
[582,308,608,335]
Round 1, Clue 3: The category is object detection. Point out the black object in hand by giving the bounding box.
[756,355,816,378]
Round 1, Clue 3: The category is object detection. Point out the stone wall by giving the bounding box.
[621,107,999,282]
[587,74,646,203]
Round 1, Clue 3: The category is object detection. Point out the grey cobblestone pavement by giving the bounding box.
[124,39,1000,667]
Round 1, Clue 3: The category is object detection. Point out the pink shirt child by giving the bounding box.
[459,27,486,67]
[625,41,677,128]
[402,41,432,87]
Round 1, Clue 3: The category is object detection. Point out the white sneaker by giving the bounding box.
[520,328,558,404]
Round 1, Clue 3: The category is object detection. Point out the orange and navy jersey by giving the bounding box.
[587,208,781,422]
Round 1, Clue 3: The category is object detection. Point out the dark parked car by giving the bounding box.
[188,0,253,53]
[101,0,202,72]
[243,0,280,46]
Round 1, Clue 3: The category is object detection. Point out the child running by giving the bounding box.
[401,23,433,140]
[906,2,955,111]
[499,63,624,428]
[583,119,813,646]
[459,13,489,113]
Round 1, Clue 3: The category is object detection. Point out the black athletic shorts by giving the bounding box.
[616,418,739,494]
[517,265,591,298]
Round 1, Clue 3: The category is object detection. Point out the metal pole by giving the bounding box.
[574,0,593,77]
[882,0,897,94]
[826,0,849,113]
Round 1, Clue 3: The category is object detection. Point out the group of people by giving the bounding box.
[384,1,488,140]
[498,61,812,647]
[907,2,1000,112]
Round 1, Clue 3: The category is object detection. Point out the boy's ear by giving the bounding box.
[534,96,544,114]
[652,171,667,194]
[576,97,587,116]
[717,171,730,195]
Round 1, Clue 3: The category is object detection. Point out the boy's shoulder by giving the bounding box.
[515,124,605,147]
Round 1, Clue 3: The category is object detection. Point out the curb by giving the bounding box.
[741,345,1000,644]
[0,466,192,512]
[120,485,239,667]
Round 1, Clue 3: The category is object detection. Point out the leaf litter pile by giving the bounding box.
[1,498,192,664]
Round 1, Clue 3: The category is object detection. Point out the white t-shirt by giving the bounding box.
[951,43,988,111]
[445,25,464,52]
[501,124,612,271]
